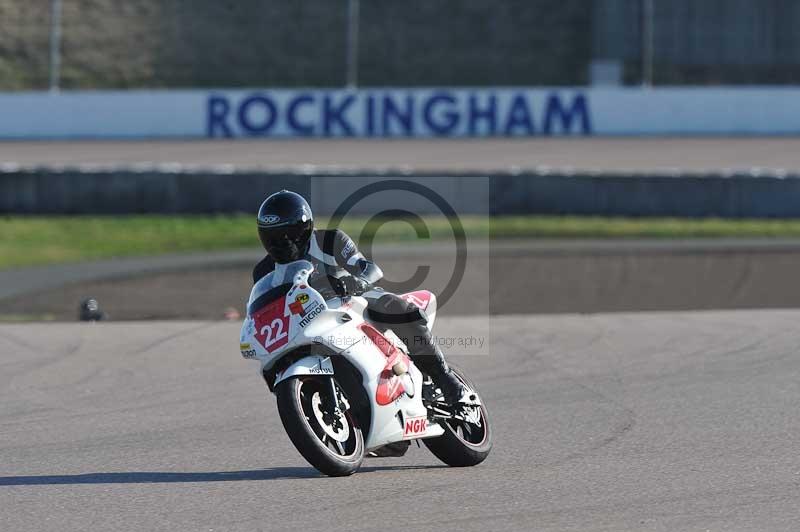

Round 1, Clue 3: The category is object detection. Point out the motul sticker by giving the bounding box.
[308,357,334,375]
[403,416,428,438]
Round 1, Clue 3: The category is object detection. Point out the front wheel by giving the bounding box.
[423,365,492,467]
[275,376,364,477]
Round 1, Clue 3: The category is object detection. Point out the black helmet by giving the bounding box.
[79,298,106,321]
[257,190,314,263]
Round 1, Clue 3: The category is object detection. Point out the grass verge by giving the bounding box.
[4,215,800,270]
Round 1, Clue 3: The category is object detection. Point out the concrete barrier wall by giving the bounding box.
[490,173,800,217]
[4,88,800,139]
[4,168,800,217]
[0,171,308,214]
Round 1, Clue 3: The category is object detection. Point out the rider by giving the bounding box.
[253,189,465,404]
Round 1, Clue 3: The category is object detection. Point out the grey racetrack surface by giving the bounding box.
[11,239,800,320]
[2,311,799,531]
[4,138,800,173]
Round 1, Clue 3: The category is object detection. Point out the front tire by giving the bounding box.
[275,376,364,477]
[423,365,492,467]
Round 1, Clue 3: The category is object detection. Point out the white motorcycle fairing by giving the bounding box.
[273,355,334,385]
[239,260,444,450]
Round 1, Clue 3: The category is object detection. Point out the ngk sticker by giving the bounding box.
[403,416,428,438]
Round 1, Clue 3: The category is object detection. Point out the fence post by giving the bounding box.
[345,0,360,87]
[641,0,654,87]
[49,0,63,91]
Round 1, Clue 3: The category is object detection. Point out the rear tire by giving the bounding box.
[275,376,364,477]
[423,365,492,467]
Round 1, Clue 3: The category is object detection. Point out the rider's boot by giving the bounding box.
[410,338,466,406]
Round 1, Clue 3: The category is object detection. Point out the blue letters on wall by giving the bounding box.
[206,90,592,138]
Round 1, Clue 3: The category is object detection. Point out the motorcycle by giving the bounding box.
[238,259,492,476]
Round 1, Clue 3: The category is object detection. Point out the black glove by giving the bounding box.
[340,275,370,296]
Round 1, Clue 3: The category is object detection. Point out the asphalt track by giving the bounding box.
[2,310,799,531]
[9,239,800,320]
[3,138,800,173]
[3,138,800,531]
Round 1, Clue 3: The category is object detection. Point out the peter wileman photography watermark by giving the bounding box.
[315,333,487,352]
[311,176,491,357]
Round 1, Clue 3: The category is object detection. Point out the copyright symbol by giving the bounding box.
[326,180,467,310]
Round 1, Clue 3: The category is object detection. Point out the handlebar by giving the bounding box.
[307,273,347,300]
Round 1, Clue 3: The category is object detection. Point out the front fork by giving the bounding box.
[328,376,350,414]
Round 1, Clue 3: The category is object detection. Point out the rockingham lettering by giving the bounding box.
[206,90,592,138]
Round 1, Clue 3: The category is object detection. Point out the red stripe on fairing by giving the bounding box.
[360,324,412,406]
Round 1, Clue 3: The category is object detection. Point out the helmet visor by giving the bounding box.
[258,220,313,262]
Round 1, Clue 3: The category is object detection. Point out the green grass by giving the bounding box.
[4,215,800,270]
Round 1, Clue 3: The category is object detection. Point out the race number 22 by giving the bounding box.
[253,297,290,353]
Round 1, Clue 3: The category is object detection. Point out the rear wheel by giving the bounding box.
[275,376,364,476]
[423,365,492,467]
